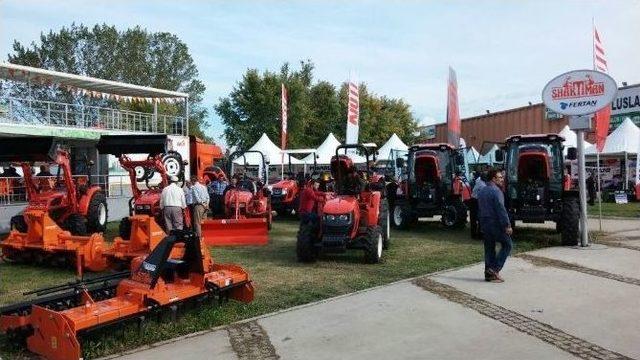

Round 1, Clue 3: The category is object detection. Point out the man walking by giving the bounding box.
[586,172,596,206]
[469,171,486,239]
[160,175,187,232]
[190,176,210,238]
[478,168,512,283]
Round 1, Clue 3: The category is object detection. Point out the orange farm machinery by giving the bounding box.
[390,143,471,229]
[201,150,272,246]
[96,135,190,267]
[296,144,390,264]
[0,230,254,360]
[269,149,317,216]
[0,137,108,273]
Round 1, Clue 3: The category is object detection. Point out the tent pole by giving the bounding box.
[597,151,602,232]
[624,151,628,191]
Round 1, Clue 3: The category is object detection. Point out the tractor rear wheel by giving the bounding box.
[392,203,414,229]
[65,214,88,236]
[86,192,108,233]
[119,217,132,240]
[10,215,27,233]
[378,199,390,249]
[364,225,383,264]
[560,197,579,246]
[296,221,318,262]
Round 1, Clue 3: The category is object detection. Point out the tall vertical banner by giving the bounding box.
[281,83,288,149]
[593,26,610,153]
[446,67,461,148]
[346,79,359,144]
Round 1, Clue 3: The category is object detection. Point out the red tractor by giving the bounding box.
[390,143,471,229]
[269,149,317,216]
[296,144,390,264]
[201,150,272,246]
[96,135,189,265]
[0,137,108,271]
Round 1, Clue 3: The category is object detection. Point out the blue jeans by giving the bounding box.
[481,221,513,272]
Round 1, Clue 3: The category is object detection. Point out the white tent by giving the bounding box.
[302,133,366,164]
[558,125,592,155]
[377,133,408,161]
[234,133,302,166]
[477,144,500,165]
[465,147,481,164]
[585,118,640,156]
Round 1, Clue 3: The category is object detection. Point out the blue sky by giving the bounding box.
[2,0,639,145]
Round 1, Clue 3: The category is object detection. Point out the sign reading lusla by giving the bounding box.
[542,69,617,116]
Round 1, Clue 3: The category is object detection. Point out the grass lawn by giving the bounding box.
[587,202,640,218]
[1,218,564,359]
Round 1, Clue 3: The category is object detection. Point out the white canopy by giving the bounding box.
[377,133,408,161]
[477,144,500,164]
[465,146,481,164]
[302,133,366,164]
[558,125,593,155]
[585,118,640,156]
[234,133,302,166]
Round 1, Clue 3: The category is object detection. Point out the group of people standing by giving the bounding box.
[159,174,231,237]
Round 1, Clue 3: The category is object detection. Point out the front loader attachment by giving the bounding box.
[0,210,107,275]
[96,134,167,156]
[201,218,269,246]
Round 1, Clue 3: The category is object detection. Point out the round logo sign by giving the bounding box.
[542,69,617,116]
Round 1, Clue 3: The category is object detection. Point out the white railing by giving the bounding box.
[0,96,186,135]
[0,175,164,206]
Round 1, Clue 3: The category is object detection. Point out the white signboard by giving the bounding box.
[542,70,617,116]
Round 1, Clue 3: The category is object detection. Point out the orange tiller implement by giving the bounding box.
[0,230,254,360]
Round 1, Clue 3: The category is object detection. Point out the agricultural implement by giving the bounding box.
[391,143,471,229]
[201,150,271,246]
[269,149,317,216]
[296,144,390,263]
[494,134,579,245]
[0,137,108,273]
[96,135,189,267]
[0,230,254,360]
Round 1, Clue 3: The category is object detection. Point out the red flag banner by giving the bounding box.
[281,83,288,149]
[446,67,461,148]
[593,26,610,153]
[346,81,359,144]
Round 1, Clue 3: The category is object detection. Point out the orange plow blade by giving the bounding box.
[201,218,268,246]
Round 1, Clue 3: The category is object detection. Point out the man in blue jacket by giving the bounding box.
[478,168,513,283]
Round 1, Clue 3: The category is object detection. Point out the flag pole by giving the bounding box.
[593,17,603,232]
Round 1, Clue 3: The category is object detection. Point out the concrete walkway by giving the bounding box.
[109,220,639,360]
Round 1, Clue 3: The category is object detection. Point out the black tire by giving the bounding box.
[86,192,108,233]
[10,215,27,233]
[392,203,414,229]
[162,152,184,179]
[65,214,87,236]
[442,200,467,229]
[119,217,132,240]
[560,197,579,246]
[378,199,391,249]
[364,225,383,264]
[296,221,318,262]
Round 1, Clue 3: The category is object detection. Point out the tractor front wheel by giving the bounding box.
[86,192,108,233]
[560,197,580,246]
[364,225,383,264]
[392,203,414,229]
[119,217,132,240]
[65,214,88,236]
[379,199,391,249]
[10,215,27,233]
[296,221,319,262]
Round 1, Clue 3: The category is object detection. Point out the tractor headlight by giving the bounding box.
[281,189,288,195]
[325,214,335,221]
[267,185,273,191]
[338,214,349,221]
[144,205,151,210]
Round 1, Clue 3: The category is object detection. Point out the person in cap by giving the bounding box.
[160,175,187,232]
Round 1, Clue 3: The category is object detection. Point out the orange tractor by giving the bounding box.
[0,230,254,360]
[201,150,272,246]
[0,137,108,273]
[296,144,390,264]
[269,149,317,216]
[96,134,190,267]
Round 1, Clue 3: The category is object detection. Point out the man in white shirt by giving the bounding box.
[160,175,187,232]
[189,176,210,238]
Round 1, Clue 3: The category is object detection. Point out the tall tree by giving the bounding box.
[5,23,208,138]
[216,61,418,150]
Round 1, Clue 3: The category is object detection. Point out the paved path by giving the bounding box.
[108,220,639,360]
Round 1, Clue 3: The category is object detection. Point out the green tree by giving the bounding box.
[216,61,418,150]
[6,23,208,138]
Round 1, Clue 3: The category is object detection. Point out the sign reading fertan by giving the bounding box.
[542,69,617,116]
